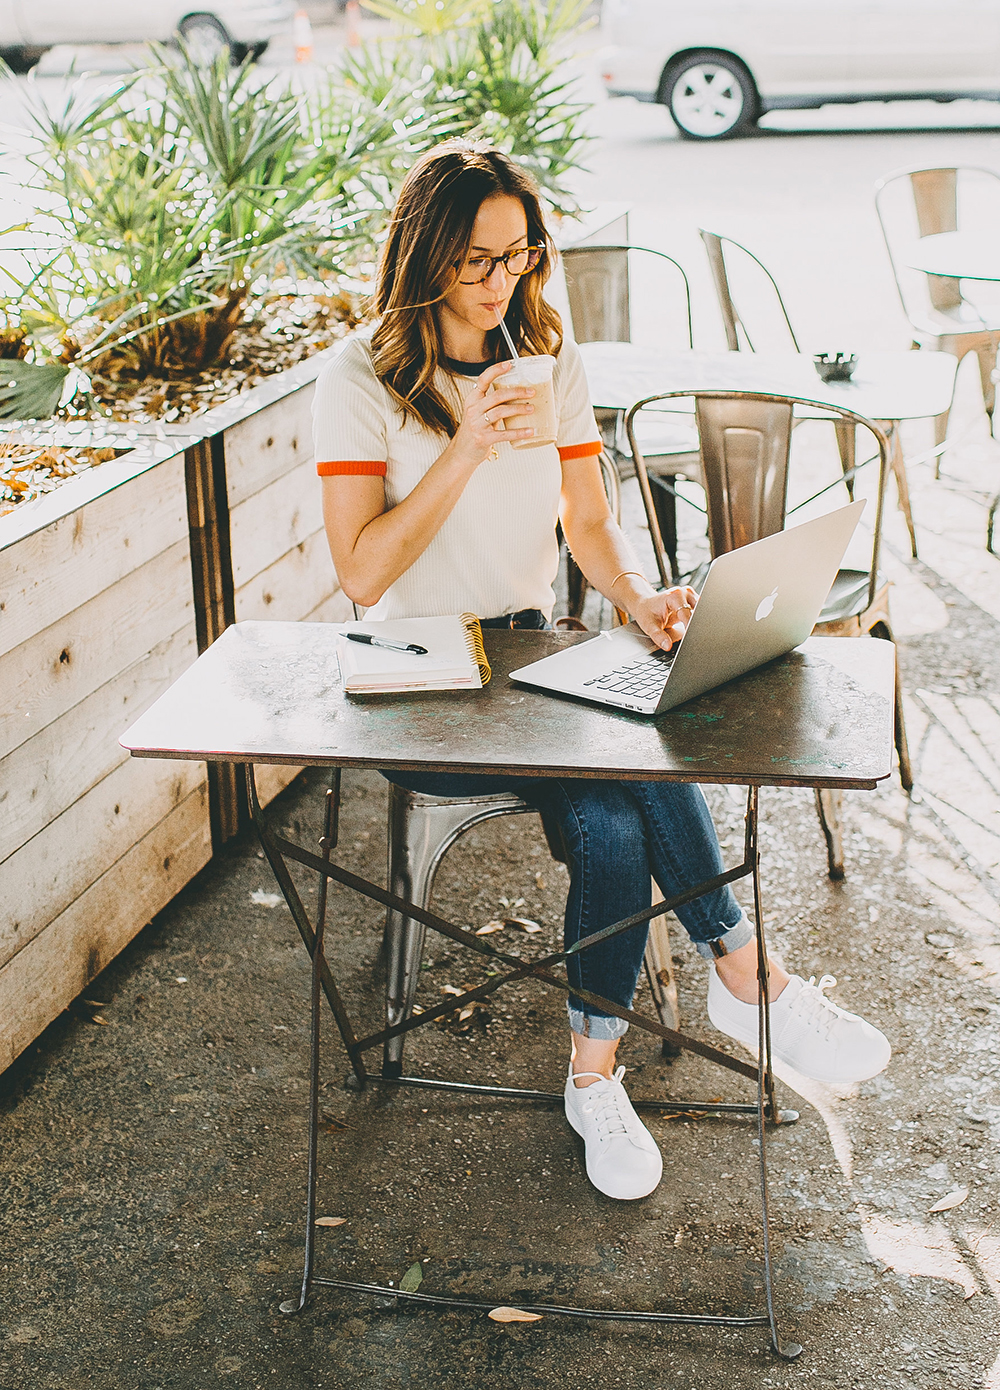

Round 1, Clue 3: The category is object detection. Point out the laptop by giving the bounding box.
[509,500,867,715]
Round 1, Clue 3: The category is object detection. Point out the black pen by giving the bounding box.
[347,633,428,655]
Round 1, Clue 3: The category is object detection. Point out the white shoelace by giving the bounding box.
[577,1065,630,1140]
[790,974,850,1041]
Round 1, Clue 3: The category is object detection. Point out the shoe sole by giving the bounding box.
[708,1011,891,1085]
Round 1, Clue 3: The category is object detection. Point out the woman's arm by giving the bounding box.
[559,456,697,651]
[322,362,535,608]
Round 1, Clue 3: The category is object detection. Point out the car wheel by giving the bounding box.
[662,51,758,141]
[177,13,234,65]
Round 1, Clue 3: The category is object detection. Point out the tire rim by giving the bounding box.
[182,21,227,64]
[671,63,744,137]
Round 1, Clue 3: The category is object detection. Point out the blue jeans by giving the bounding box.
[382,770,751,1040]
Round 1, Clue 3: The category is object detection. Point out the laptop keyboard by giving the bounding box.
[582,647,677,701]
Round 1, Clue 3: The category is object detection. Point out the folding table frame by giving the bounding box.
[247,765,803,1356]
[121,622,896,1364]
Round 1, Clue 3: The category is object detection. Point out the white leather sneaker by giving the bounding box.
[564,1065,663,1200]
[707,966,891,1084]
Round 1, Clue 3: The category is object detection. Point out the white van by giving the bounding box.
[0,0,293,69]
[599,0,1000,139]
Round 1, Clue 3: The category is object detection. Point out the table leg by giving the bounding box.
[749,787,802,1361]
[249,770,802,1355]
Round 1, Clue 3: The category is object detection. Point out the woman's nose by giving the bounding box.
[484,260,509,291]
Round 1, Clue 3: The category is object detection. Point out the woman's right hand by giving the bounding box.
[451,361,536,467]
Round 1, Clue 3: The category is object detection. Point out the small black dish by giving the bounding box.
[813,352,857,383]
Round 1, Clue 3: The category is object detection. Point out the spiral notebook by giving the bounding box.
[336,614,491,693]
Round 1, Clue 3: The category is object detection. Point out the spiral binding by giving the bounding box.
[460,612,492,686]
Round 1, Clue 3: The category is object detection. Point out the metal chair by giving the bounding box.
[382,783,680,1077]
[626,388,913,880]
[700,228,919,558]
[874,165,1000,456]
[562,243,703,581]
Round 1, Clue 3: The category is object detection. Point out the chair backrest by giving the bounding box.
[874,164,1000,327]
[699,230,800,353]
[695,396,794,554]
[561,244,694,349]
[624,389,889,608]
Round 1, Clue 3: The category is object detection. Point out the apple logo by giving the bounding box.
[755,586,779,622]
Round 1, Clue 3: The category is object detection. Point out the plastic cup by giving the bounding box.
[497,354,557,450]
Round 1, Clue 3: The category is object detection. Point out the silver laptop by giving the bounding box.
[510,500,866,715]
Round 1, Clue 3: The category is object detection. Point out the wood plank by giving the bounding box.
[1,755,206,969]
[0,783,211,1072]
[228,458,321,590]
[0,450,188,658]
[224,382,316,510]
[0,622,198,863]
[233,527,338,624]
[0,539,194,761]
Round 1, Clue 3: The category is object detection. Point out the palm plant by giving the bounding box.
[0,43,433,405]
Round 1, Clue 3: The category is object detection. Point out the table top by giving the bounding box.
[904,231,1000,283]
[121,623,896,790]
[578,342,958,424]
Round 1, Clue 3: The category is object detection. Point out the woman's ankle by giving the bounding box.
[714,940,790,1005]
[570,1030,619,1086]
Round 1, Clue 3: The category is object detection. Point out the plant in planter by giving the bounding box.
[0,43,435,424]
[346,0,593,215]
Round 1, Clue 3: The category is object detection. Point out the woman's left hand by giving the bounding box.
[632,586,698,651]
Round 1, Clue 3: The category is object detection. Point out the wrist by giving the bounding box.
[610,569,654,611]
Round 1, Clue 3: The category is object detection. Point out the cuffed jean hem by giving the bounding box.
[565,1005,631,1040]
[693,911,754,961]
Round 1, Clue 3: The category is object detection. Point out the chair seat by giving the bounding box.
[818,568,884,625]
[613,415,702,483]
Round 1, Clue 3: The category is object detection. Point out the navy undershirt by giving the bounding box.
[445,357,493,377]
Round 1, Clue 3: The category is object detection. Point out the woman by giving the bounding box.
[314,140,889,1202]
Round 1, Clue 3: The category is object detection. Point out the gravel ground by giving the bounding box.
[2,608,999,1388]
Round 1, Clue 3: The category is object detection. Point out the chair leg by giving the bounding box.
[566,551,588,621]
[642,888,681,1060]
[833,418,856,501]
[880,420,918,558]
[974,336,999,423]
[814,789,845,881]
[870,621,914,792]
[650,475,681,582]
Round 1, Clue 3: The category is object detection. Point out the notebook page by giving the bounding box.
[335,615,481,692]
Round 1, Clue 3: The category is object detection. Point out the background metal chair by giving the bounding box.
[626,388,912,880]
[699,228,919,558]
[562,243,703,581]
[382,784,680,1077]
[874,164,1000,455]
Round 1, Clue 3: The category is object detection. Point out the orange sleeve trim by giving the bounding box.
[557,440,603,462]
[317,460,387,477]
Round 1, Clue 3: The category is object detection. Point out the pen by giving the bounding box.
[347,633,428,655]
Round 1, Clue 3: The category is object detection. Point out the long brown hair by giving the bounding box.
[370,140,563,435]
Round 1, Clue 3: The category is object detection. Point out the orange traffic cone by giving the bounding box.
[346,0,361,46]
[293,8,313,63]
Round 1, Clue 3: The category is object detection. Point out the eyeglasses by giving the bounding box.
[457,245,544,284]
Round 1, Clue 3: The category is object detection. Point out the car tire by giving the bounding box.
[177,13,235,65]
[661,50,759,141]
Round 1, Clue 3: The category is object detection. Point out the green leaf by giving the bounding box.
[0,360,69,420]
[399,1261,424,1293]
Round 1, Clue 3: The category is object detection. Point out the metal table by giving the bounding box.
[578,342,960,558]
[120,621,897,1361]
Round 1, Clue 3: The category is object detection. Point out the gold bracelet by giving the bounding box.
[610,569,647,590]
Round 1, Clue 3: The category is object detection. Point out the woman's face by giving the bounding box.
[438,194,531,349]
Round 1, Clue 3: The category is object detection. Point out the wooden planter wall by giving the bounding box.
[0,345,350,1070]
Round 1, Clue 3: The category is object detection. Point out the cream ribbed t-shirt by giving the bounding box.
[313,332,602,622]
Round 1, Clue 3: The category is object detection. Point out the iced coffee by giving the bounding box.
[499,354,557,449]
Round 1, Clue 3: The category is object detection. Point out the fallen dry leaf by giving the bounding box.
[506,917,542,934]
[476,921,505,935]
[399,1261,423,1293]
[929,1187,969,1213]
[314,1216,347,1228]
[534,872,546,890]
[89,1015,110,1026]
[440,984,464,996]
[488,1306,543,1323]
